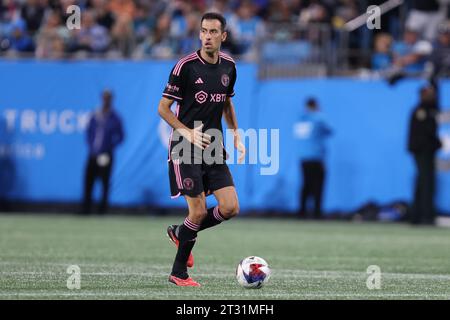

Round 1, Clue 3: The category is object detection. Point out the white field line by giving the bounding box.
[2,256,450,267]
[1,270,450,281]
[0,292,448,298]
[1,261,449,280]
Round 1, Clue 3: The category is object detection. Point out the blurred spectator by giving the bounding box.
[188,0,207,13]
[108,0,135,56]
[110,11,134,57]
[428,21,450,84]
[0,0,20,28]
[208,0,234,21]
[3,18,34,53]
[20,0,45,35]
[0,1,17,51]
[0,0,447,73]
[35,10,69,59]
[132,3,154,45]
[109,0,135,21]
[83,89,124,215]
[392,28,432,74]
[294,98,332,220]
[299,0,330,25]
[333,0,365,56]
[406,0,446,42]
[266,0,297,23]
[55,0,78,26]
[228,0,265,57]
[91,0,115,31]
[0,114,16,212]
[170,1,194,38]
[371,33,393,71]
[145,0,170,19]
[134,13,176,59]
[252,0,271,19]
[331,0,358,29]
[71,10,110,54]
[407,86,441,225]
[177,11,201,55]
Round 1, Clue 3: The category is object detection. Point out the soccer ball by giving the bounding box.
[236,256,271,289]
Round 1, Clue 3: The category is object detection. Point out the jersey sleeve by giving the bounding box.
[162,65,186,102]
[227,65,237,97]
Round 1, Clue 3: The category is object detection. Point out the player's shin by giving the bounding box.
[198,205,228,231]
[171,218,199,279]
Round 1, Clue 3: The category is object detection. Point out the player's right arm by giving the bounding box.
[157,97,210,150]
[159,61,210,150]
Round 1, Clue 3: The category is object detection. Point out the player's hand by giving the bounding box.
[189,124,211,150]
[234,134,246,164]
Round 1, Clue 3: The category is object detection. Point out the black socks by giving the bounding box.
[199,206,228,231]
[171,207,228,279]
[171,218,199,279]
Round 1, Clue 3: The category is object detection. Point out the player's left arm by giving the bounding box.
[223,97,246,163]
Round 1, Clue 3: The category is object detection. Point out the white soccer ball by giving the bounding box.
[236,256,271,289]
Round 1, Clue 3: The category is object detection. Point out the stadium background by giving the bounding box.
[1,0,450,301]
[0,0,449,218]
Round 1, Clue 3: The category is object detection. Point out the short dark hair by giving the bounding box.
[102,89,113,98]
[306,97,317,110]
[201,12,227,32]
[420,85,435,99]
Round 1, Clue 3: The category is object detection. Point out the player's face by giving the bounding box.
[199,19,227,54]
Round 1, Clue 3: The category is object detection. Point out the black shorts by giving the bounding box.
[168,159,235,198]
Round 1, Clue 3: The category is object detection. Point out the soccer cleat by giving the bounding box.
[169,275,201,287]
[167,225,194,268]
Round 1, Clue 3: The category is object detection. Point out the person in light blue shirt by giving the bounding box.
[392,29,432,74]
[293,98,332,219]
[227,1,265,56]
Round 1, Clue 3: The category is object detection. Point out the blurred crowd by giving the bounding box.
[372,0,449,79]
[0,0,449,75]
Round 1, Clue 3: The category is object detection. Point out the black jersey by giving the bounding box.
[162,50,237,161]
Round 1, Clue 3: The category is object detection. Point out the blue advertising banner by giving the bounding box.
[0,60,449,214]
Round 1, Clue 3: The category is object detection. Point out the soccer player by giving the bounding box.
[157,12,245,287]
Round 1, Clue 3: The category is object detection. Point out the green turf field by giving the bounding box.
[0,214,449,300]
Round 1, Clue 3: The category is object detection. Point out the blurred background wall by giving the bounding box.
[1,60,449,215]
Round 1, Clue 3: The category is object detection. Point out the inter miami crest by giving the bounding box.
[221,74,229,87]
[183,178,194,190]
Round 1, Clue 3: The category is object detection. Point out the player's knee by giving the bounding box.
[219,202,239,219]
